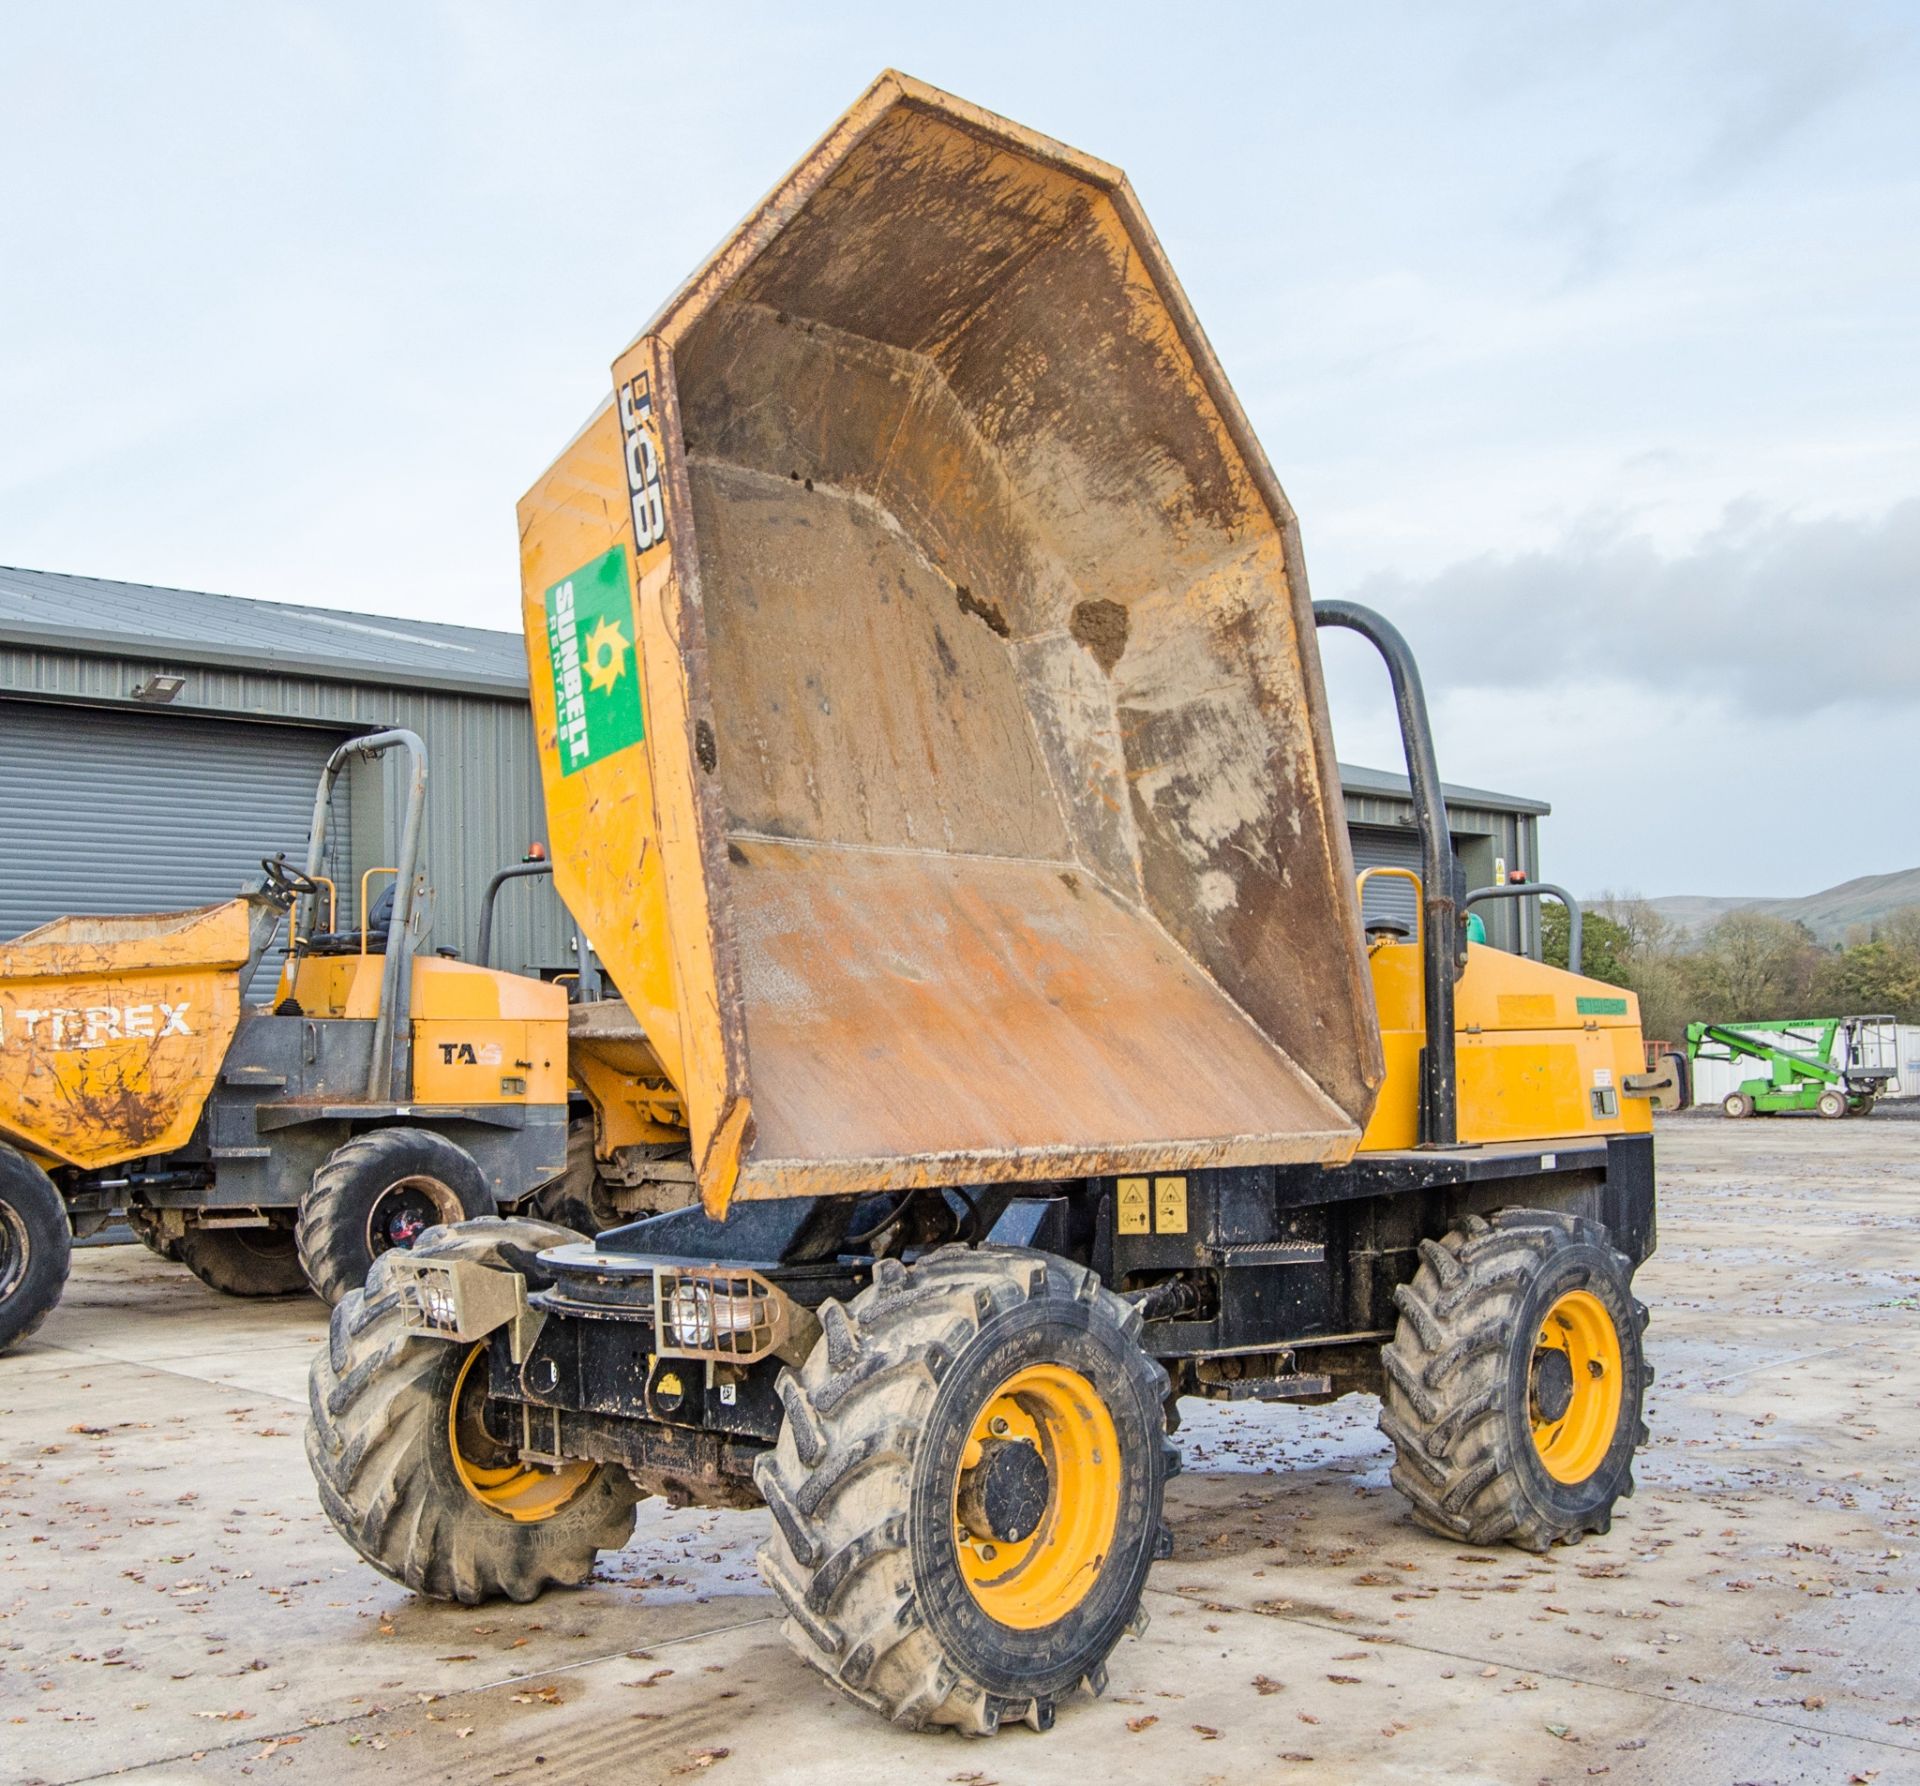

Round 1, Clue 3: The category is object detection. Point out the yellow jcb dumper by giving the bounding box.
[0,730,691,1351]
[307,73,1685,1734]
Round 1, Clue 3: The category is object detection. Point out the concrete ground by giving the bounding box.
[4,1118,1916,1786]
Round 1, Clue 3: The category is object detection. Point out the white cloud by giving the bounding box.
[0,1,1913,896]
[1350,499,1920,715]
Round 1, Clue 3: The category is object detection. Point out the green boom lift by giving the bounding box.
[1686,1015,1898,1119]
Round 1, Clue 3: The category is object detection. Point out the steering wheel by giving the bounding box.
[259,853,324,909]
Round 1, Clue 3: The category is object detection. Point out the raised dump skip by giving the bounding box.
[520,72,1383,1210]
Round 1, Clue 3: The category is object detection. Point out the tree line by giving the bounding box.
[1540,900,1920,1044]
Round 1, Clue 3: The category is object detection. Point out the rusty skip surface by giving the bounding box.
[0,902,248,1169]
[519,72,1383,1211]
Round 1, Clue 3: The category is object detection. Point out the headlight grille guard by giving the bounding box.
[652,1265,790,1364]
[392,1256,545,1363]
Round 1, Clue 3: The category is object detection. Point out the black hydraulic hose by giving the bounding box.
[1313,601,1460,1147]
[950,1186,985,1245]
[1124,1278,1206,1323]
[843,1191,919,1249]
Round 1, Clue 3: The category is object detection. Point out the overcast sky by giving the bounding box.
[3,3,1915,897]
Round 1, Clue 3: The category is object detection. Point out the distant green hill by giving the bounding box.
[1644,867,1920,945]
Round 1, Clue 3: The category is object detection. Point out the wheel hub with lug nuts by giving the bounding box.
[1529,1345,1576,1425]
[1529,1289,1624,1484]
[951,1362,1124,1630]
[957,1437,1051,1546]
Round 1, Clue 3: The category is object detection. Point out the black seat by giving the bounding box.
[301,884,395,957]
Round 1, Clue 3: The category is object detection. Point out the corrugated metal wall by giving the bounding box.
[0,646,574,980]
[1338,790,1541,957]
[0,699,351,998]
[1,639,1547,985]
[1347,825,1424,931]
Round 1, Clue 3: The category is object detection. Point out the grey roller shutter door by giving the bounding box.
[0,700,351,1000]
[1346,824,1425,933]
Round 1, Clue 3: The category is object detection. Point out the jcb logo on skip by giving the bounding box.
[0,1003,194,1050]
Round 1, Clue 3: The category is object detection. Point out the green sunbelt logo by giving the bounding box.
[547,547,645,776]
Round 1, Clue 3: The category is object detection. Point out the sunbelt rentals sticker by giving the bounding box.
[546,546,646,776]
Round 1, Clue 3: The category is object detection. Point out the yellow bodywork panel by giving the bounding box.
[410,959,569,1107]
[0,901,250,1171]
[517,403,691,1103]
[286,951,571,1107]
[283,952,385,1020]
[1360,940,1653,1151]
[519,72,1383,1217]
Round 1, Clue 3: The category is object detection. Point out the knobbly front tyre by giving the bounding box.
[0,1143,70,1355]
[755,1246,1177,1734]
[306,1216,640,1601]
[1380,1209,1648,1553]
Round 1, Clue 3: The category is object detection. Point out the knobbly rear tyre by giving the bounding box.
[1379,1209,1648,1553]
[528,1119,625,1237]
[176,1224,309,1297]
[298,1127,493,1306]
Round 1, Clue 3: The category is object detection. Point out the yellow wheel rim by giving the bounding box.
[952,1363,1122,1630]
[1530,1290,1624,1484]
[447,1345,597,1522]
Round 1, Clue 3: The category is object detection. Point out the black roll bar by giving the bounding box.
[301,728,428,1102]
[1465,881,1583,977]
[476,858,602,1002]
[1313,602,1461,1147]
